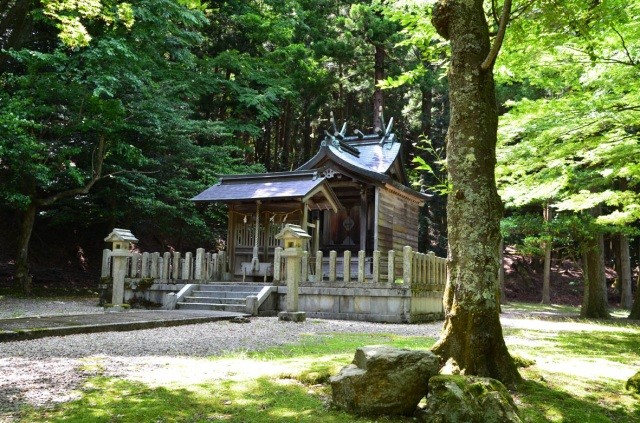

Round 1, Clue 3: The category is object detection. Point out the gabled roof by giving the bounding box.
[191,170,342,212]
[298,134,402,181]
[192,118,430,207]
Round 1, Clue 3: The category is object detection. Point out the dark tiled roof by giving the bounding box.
[192,171,332,203]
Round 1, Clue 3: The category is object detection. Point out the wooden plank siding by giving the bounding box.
[377,186,420,252]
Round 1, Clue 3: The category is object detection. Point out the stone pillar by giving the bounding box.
[315,250,323,282]
[403,246,413,285]
[172,252,181,280]
[388,250,395,284]
[111,250,129,306]
[329,250,337,282]
[195,248,205,280]
[278,246,306,322]
[141,252,150,278]
[101,249,110,278]
[273,247,283,283]
[103,228,138,311]
[372,250,380,284]
[162,252,170,280]
[343,250,351,283]
[275,224,311,323]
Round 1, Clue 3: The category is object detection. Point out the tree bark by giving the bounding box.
[629,271,640,320]
[430,0,520,385]
[619,234,633,309]
[373,44,385,131]
[15,202,37,295]
[541,204,552,305]
[13,136,106,294]
[580,218,610,318]
[499,238,506,305]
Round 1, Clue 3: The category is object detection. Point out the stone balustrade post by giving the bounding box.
[358,250,366,283]
[403,246,413,285]
[343,250,351,283]
[273,247,282,283]
[172,252,181,280]
[372,250,380,284]
[329,250,337,282]
[195,248,205,280]
[388,250,395,284]
[101,249,111,278]
[315,250,323,282]
[141,252,150,278]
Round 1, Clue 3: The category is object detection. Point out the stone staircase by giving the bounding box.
[176,283,266,313]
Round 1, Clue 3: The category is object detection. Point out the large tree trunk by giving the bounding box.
[629,271,640,319]
[619,234,633,309]
[373,44,385,131]
[15,202,37,295]
[541,204,552,305]
[499,238,506,304]
[581,223,610,318]
[430,0,520,385]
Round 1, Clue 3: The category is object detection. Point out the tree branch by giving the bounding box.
[611,26,637,66]
[481,0,512,71]
[37,136,106,207]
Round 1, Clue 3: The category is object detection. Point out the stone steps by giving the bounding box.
[177,302,247,312]
[176,284,265,313]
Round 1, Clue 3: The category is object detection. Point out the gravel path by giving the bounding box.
[0,296,442,421]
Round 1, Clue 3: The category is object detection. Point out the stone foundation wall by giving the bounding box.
[275,282,444,323]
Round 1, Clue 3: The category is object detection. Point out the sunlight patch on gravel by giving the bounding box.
[91,355,313,389]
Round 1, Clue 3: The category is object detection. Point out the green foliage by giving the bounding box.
[496,0,640,229]
[501,211,598,258]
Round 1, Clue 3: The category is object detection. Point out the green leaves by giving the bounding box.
[496,0,640,231]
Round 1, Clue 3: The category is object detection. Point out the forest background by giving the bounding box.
[1,0,638,309]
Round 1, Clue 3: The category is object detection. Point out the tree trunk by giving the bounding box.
[499,238,506,305]
[541,204,552,305]
[430,0,520,385]
[629,271,640,320]
[581,223,610,318]
[373,44,385,131]
[13,136,105,295]
[15,202,37,295]
[619,234,633,309]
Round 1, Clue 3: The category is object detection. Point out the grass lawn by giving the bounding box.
[19,303,640,422]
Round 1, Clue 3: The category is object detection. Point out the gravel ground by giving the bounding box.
[0,296,442,422]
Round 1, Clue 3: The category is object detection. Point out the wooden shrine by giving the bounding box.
[192,115,430,278]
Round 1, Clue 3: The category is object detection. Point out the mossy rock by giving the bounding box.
[418,375,521,423]
[625,371,640,394]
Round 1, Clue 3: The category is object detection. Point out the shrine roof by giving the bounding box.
[297,133,403,182]
[191,171,341,211]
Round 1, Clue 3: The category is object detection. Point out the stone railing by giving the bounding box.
[101,245,446,290]
[101,248,228,282]
[272,246,447,290]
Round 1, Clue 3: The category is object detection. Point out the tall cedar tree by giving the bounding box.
[430,0,521,384]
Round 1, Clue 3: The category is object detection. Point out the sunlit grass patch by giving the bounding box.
[505,303,640,423]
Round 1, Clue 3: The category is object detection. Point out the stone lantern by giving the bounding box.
[275,224,311,322]
[104,228,138,252]
[104,228,138,309]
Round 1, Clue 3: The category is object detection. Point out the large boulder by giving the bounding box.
[625,371,640,393]
[330,345,440,416]
[418,375,521,423]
